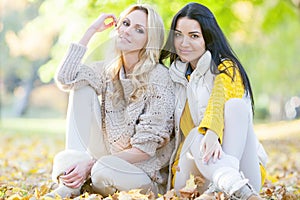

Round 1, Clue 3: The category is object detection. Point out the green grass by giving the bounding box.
[0,118,66,135]
[1,117,300,139]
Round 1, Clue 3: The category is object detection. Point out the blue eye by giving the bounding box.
[136,28,144,34]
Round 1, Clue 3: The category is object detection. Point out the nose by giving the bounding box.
[180,36,190,47]
[123,26,132,35]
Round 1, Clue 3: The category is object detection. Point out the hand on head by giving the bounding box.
[90,13,118,32]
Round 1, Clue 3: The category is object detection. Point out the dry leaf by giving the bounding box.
[1,128,300,200]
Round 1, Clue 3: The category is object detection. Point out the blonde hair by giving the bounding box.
[104,4,165,104]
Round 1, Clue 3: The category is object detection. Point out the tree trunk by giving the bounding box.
[13,58,50,117]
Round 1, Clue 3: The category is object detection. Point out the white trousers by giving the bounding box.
[52,86,155,196]
[174,98,261,193]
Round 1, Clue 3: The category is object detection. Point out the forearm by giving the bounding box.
[79,27,97,46]
[113,147,150,164]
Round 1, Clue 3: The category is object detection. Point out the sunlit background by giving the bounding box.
[1,0,300,122]
[0,1,300,199]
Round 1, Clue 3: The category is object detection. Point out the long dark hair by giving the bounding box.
[160,2,254,111]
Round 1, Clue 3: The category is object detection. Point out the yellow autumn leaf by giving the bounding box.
[7,194,23,200]
[267,174,279,183]
[182,174,197,192]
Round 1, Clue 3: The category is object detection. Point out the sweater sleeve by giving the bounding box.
[55,43,106,95]
[131,66,175,157]
[198,60,245,144]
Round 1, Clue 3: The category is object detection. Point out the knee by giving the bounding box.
[224,98,248,117]
[72,86,96,98]
[52,150,91,183]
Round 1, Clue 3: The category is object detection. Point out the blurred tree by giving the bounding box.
[1,0,300,120]
[1,0,59,116]
[230,0,300,120]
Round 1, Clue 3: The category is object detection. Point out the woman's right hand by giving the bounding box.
[79,13,117,46]
[89,13,117,33]
[59,159,95,188]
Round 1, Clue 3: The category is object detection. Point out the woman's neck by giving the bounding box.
[122,51,140,74]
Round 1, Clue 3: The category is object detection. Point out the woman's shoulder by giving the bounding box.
[217,58,235,71]
[148,63,173,85]
[217,59,241,77]
[150,63,170,76]
[88,60,105,69]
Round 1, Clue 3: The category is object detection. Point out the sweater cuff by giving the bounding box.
[68,43,87,59]
[57,43,87,83]
[133,141,158,157]
[198,124,223,144]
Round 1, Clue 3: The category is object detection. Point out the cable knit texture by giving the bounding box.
[198,60,245,143]
[167,51,247,190]
[55,43,175,187]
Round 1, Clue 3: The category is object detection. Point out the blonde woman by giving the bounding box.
[45,4,175,198]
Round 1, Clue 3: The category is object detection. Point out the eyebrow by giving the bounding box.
[175,29,201,34]
[124,17,146,29]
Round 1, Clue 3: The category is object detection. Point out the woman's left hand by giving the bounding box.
[59,159,95,188]
[200,129,222,164]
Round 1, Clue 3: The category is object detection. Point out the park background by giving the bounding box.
[0,0,299,199]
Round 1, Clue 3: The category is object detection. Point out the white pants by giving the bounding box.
[174,98,262,193]
[52,86,155,196]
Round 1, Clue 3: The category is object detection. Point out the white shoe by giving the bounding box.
[231,183,261,200]
[212,167,260,200]
[44,185,81,199]
[196,183,220,200]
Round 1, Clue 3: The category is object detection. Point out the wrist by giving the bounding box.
[87,26,97,33]
[206,129,219,140]
[79,28,96,46]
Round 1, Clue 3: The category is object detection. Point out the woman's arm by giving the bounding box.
[130,68,175,160]
[114,147,150,164]
[199,60,244,143]
[79,13,117,47]
[198,61,245,163]
[55,14,117,93]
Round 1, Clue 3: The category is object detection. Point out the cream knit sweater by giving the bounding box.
[55,43,175,187]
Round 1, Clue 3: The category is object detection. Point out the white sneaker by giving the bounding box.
[196,183,220,200]
[231,183,261,200]
[212,167,260,200]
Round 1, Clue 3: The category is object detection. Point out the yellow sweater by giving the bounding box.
[173,60,256,186]
[172,60,244,186]
[198,60,244,144]
[175,60,266,187]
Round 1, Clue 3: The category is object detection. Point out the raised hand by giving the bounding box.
[89,13,117,33]
[79,13,117,46]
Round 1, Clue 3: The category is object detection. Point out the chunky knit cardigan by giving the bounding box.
[55,43,175,187]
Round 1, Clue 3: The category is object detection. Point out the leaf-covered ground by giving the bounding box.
[0,119,299,200]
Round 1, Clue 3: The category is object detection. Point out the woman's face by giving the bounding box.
[116,10,148,54]
[174,17,206,68]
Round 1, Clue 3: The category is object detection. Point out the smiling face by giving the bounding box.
[116,10,148,54]
[174,17,206,69]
